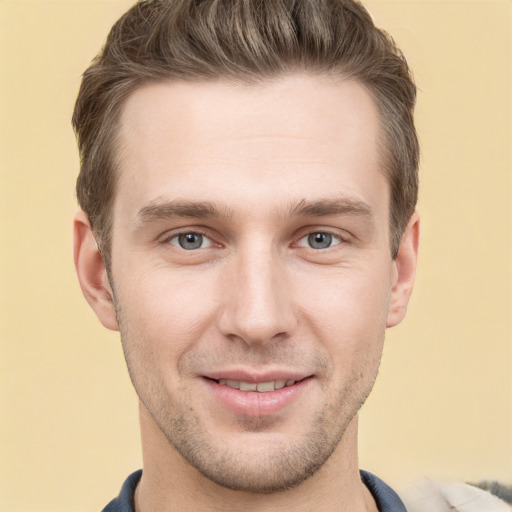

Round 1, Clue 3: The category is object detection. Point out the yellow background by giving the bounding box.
[0,1,510,510]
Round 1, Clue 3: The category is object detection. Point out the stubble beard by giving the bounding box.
[152,389,369,494]
[113,301,381,494]
[125,349,379,493]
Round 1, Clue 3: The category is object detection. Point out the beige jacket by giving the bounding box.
[402,480,512,512]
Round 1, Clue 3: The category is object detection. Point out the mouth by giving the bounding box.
[202,374,313,417]
[213,378,299,392]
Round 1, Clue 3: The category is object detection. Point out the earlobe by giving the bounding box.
[73,211,119,331]
[386,212,420,328]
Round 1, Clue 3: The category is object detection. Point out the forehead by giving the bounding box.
[114,74,387,223]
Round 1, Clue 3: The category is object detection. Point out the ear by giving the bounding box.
[73,210,119,331]
[386,211,420,328]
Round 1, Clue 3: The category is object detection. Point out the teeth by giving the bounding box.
[217,379,296,392]
[256,381,275,392]
[239,381,257,391]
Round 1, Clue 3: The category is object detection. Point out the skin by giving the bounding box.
[74,74,419,512]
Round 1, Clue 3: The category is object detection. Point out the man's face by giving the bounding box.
[98,75,412,492]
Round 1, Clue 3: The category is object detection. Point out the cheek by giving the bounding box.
[297,265,391,359]
[299,261,392,319]
[114,266,220,360]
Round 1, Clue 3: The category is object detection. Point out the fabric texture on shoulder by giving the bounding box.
[102,469,141,512]
[360,470,408,512]
[401,479,512,512]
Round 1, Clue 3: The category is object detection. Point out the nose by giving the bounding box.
[216,246,298,346]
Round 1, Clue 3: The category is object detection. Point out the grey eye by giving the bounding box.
[297,232,341,250]
[308,233,332,249]
[170,233,212,250]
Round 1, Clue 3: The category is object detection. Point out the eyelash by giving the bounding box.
[296,231,343,250]
[163,229,345,251]
[165,230,215,250]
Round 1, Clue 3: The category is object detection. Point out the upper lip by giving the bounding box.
[203,369,311,383]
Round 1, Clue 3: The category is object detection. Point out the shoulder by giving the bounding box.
[102,470,142,512]
[401,479,512,512]
[360,470,408,512]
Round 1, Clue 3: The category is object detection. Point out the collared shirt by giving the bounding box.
[102,469,407,511]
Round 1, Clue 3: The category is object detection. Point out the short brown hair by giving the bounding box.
[73,0,419,266]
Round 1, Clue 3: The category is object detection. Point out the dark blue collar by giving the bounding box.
[103,469,407,511]
[360,470,408,511]
[102,469,141,512]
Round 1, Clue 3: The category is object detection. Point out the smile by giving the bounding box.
[217,379,297,392]
[204,375,312,417]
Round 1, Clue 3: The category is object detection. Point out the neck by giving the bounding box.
[135,404,377,512]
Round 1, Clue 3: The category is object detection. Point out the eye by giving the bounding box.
[297,232,341,250]
[169,232,213,250]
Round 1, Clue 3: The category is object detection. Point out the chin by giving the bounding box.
[152,400,356,495]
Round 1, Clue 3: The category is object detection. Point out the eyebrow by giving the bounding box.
[136,196,373,225]
[287,197,374,219]
[137,200,234,224]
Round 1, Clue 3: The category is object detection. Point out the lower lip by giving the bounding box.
[203,378,312,417]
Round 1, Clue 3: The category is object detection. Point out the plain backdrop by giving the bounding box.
[0,1,510,510]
